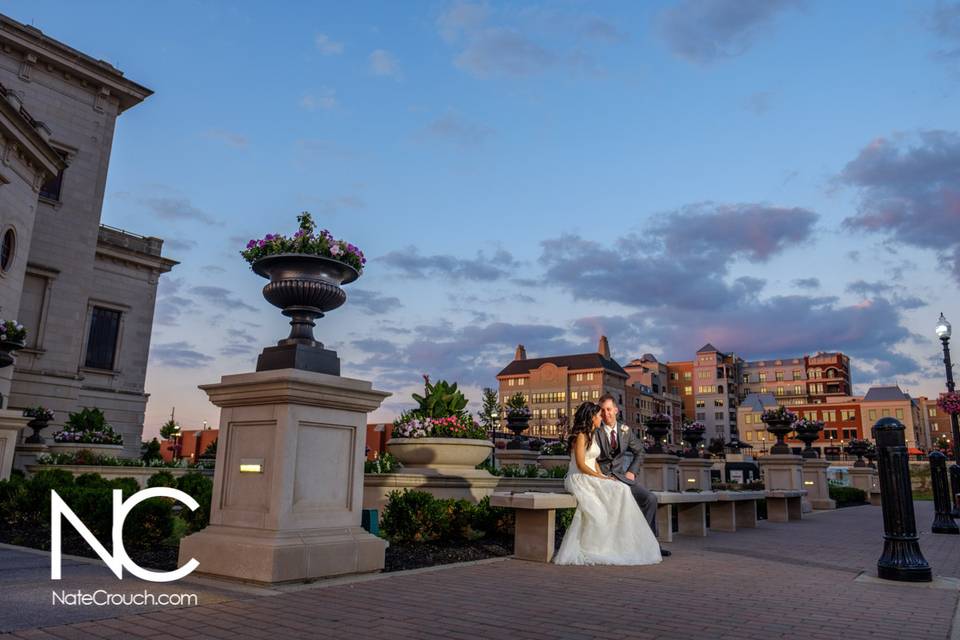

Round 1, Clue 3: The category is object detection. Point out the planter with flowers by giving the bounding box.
[681,421,706,458]
[504,392,532,449]
[537,439,570,470]
[386,377,493,476]
[241,212,366,375]
[49,407,125,458]
[0,319,26,368]
[761,405,798,455]
[23,406,54,444]
[644,414,673,454]
[792,417,824,459]
[938,392,960,416]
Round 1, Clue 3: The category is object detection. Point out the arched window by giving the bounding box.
[0,228,15,273]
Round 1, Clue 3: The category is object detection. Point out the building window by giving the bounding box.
[684,386,692,396]
[881,408,891,417]
[742,374,750,384]
[0,228,15,273]
[696,412,705,420]
[714,412,724,420]
[759,387,767,394]
[843,428,858,440]
[793,370,802,380]
[776,387,784,396]
[586,373,594,381]
[717,385,724,394]
[793,385,803,395]
[592,390,599,399]
[746,431,753,441]
[84,306,122,370]
[508,379,515,387]
[895,408,904,419]
[714,399,724,407]
[758,373,767,383]
[683,372,691,381]
[39,152,68,201]
[571,391,578,400]
[696,400,705,408]
[930,407,937,417]
[775,371,784,381]
[19,273,49,349]
[868,409,877,421]
[822,410,836,422]
[518,378,525,386]
[576,373,583,381]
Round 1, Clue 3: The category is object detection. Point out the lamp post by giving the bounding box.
[172,423,182,462]
[761,434,766,455]
[936,312,960,516]
[489,409,499,468]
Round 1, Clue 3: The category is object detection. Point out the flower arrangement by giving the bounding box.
[682,421,706,434]
[240,212,366,274]
[938,392,960,416]
[23,406,54,422]
[540,440,569,455]
[52,407,123,445]
[0,318,26,344]
[644,413,672,425]
[505,392,531,419]
[761,405,798,423]
[793,417,824,431]
[392,376,486,440]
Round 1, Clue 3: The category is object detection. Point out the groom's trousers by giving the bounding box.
[626,482,659,538]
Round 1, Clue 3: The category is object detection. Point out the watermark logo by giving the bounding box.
[51,488,200,583]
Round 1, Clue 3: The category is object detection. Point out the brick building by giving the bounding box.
[624,354,682,442]
[160,427,218,463]
[922,396,953,446]
[738,393,863,457]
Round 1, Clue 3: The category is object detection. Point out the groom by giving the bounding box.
[595,394,670,556]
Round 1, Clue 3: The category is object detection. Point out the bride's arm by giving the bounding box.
[573,433,611,479]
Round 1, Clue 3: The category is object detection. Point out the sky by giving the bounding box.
[6,0,960,437]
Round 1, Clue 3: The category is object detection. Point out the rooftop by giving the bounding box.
[498,352,628,379]
[863,386,911,402]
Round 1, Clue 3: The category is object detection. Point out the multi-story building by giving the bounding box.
[666,360,694,422]
[922,396,954,446]
[739,352,851,406]
[0,15,175,457]
[691,344,742,442]
[496,336,628,439]
[860,386,928,451]
[624,354,682,442]
[804,352,852,403]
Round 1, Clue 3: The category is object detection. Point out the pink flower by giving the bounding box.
[330,244,342,256]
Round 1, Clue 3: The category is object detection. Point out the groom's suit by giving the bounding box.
[594,422,659,537]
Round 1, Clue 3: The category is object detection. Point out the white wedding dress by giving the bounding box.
[553,437,662,566]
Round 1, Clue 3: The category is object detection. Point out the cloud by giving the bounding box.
[652,202,818,262]
[300,87,337,111]
[315,33,344,55]
[454,27,555,77]
[369,49,402,78]
[153,295,197,327]
[220,328,259,357]
[202,129,249,149]
[846,280,893,296]
[150,341,214,368]
[931,2,960,71]
[745,91,774,115]
[792,277,820,289]
[201,265,226,274]
[657,0,802,64]
[164,237,196,253]
[348,289,403,314]
[190,286,258,312]
[839,130,960,285]
[420,113,494,147]
[381,247,519,281]
[140,196,219,226]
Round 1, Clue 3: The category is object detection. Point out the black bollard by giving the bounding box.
[929,451,959,534]
[874,417,932,582]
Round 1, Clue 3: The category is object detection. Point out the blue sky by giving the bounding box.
[8,1,960,435]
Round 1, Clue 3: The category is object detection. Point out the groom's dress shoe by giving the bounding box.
[660,548,672,557]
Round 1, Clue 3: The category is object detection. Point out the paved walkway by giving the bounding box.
[2,502,960,639]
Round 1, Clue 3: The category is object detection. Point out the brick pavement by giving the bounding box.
[3,502,959,640]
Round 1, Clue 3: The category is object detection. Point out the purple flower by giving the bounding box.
[265,234,275,241]
[257,239,265,247]
[246,239,256,249]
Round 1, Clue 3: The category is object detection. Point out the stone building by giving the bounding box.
[623,354,682,442]
[690,344,742,442]
[0,15,175,458]
[496,336,628,439]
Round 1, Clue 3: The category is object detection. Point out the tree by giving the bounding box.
[935,436,950,451]
[141,438,161,461]
[160,419,180,440]
[478,387,501,431]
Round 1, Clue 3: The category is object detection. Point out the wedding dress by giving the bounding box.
[553,437,662,566]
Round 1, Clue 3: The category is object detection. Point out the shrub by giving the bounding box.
[146,470,178,488]
[543,465,568,479]
[141,438,162,462]
[75,473,112,490]
[123,498,174,549]
[175,472,213,532]
[109,477,140,499]
[500,464,542,478]
[381,490,447,543]
[364,452,399,474]
[830,485,867,506]
[557,508,575,532]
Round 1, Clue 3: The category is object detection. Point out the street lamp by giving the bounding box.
[761,434,767,455]
[489,409,499,468]
[172,423,182,462]
[936,312,960,515]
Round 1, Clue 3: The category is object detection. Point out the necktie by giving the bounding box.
[609,428,617,450]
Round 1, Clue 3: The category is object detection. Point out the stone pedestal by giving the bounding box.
[849,467,881,505]
[643,454,679,491]
[0,410,28,480]
[759,455,804,492]
[802,459,836,510]
[178,369,389,584]
[497,449,539,469]
[13,442,48,473]
[678,458,713,491]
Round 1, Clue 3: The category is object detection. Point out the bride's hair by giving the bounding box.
[568,401,601,449]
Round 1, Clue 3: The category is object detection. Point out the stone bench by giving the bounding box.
[653,491,719,542]
[490,491,577,562]
[765,489,807,522]
[708,490,766,533]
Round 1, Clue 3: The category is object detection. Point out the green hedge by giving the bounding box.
[829,485,867,506]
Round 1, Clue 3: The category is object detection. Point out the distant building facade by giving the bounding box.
[624,354,682,442]
[0,15,175,457]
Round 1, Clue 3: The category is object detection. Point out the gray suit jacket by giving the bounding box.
[594,423,644,484]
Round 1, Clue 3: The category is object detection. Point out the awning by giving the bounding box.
[908,448,924,455]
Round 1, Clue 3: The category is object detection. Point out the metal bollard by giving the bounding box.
[929,451,959,534]
[874,417,932,582]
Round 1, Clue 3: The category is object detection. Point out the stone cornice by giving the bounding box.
[0,14,153,112]
[95,242,178,274]
[200,370,391,412]
[0,92,63,180]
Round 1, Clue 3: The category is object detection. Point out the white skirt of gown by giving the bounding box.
[553,439,662,566]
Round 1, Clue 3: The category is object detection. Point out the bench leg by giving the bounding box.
[710,502,736,532]
[788,497,803,521]
[735,500,757,528]
[514,509,556,562]
[767,497,789,522]
[656,503,673,543]
[677,503,707,537]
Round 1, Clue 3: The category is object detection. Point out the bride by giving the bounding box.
[553,401,662,566]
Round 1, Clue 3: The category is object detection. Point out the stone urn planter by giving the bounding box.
[681,427,705,458]
[24,417,50,444]
[761,408,797,455]
[252,253,359,374]
[47,442,125,458]
[537,455,569,471]
[386,437,493,474]
[644,418,672,454]
[793,422,824,459]
[0,339,25,369]
[847,439,869,468]
[505,414,531,449]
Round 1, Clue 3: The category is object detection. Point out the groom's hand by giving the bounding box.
[625,472,635,481]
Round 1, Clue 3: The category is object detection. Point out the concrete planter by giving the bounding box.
[48,442,126,458]
[387,437,493,473]
[537,455,569,471]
